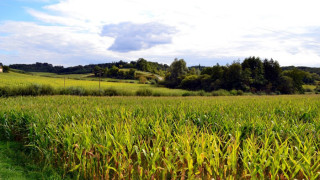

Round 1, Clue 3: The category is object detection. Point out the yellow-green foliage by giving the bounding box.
[1,95,320,179]
[303,84,316,90]
[0,72,188,96]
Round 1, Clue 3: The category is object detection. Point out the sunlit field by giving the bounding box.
[0,72,189,96]
[1,95,320,179]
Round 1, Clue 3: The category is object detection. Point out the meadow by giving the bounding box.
[1,95,320,179]
[0,72,189,96]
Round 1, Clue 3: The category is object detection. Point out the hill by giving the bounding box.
[0,71,189,96]
[282,66,320,75]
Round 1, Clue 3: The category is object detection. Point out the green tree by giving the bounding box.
[3,66,10,73]
[224,62,243,90]
[263,59,281,91]
[165,58,188,87]
[107,66,120,78]
[188,67,200,75]
[136,58,149,72]
[93,66,103,77]
[241,56,265,90]
[282,68,305,93]
[278,76,295,94]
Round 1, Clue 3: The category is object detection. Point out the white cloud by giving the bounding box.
[1,0,320,66]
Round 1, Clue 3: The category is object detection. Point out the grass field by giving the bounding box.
[29,72,139,83]
[1,95,320,179]
[0,72,188,96]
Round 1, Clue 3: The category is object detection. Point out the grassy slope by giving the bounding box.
[30,72,139,83]
[0,72,189,95]
[30,69,163,82]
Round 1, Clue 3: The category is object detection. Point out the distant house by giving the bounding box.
[0,66,3,73]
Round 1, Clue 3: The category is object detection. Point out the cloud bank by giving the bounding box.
[101,22,176,52]
[0,0,320,67]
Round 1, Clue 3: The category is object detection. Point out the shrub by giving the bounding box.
[197,90,206,96]
[182,92,193,96]
[136,88,153,96]
[152,92,162,97]
[90,89,104,96]
[211,89,230,96]
[104,88,119,96]
[237,90,244,96]
[0,86,9,97]
[230,89,238,96]
[139,76,147,84]
[62,87,86,96]
[40,84,55,95]
[3,84,55,96]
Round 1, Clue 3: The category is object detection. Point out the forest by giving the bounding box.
[161,57,320,94]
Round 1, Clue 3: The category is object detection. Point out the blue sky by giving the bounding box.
[0,0,57,21]
[1,0,320,67]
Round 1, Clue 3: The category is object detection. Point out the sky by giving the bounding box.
[0,0,320,67]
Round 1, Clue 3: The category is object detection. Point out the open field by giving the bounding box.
[29,72,139,83]
[0,72,189,96]
[1,95,320,179]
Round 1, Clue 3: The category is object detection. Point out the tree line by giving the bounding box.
[93,65,136,79]
[4,57,320,94]
[162,57,320,94]
[8,58,169,75]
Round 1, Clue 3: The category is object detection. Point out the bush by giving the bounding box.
[40,84,55,95]
[139,76,147,84]
[61,87,86,96]
[197,90,206,96]
[0,86,9,97]
[0,84,55,97]
[237,90,244,95]
[211,89,230,96]
[136,88,153,96]
[230,89,238,96]
[104,88,119,96]
[90,89,104,96]
[256,91,267,95]
[152,92,162,97]
[182,92,193,96]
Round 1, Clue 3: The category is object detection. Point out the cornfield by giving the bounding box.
[1,95,320,179]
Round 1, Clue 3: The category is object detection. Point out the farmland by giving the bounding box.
[1,95,320,179]
[0,72,189,96]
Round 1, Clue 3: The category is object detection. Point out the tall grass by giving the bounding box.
[1,95,320,179]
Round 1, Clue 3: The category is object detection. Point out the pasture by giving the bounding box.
[0,72,189,96]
